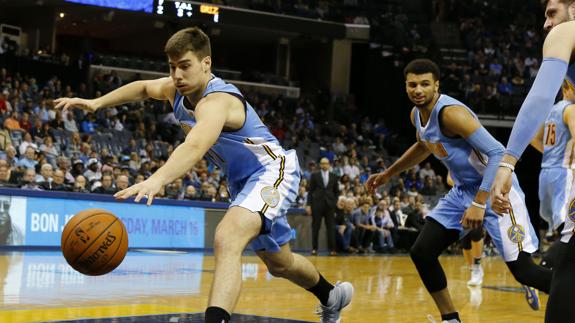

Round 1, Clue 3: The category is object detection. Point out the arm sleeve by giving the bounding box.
[465,127,505,192]
[506,58,569,159]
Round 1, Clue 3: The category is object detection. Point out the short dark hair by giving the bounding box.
[404,59,441,81]
[164,27,211,60]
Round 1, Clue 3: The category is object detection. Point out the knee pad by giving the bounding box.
[461,234,471,250]
[469,228,484,242]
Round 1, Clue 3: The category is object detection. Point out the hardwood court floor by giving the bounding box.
[0,251,545,323]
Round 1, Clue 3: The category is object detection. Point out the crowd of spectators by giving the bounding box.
[438,0,544,115]
[0,60,451,255]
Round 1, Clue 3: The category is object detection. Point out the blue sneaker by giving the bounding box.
[523,285,540,311]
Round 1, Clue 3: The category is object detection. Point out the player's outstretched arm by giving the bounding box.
[492,21,575,211]
[54,77,173,113]
[366,140,430,194]
[114,92,231,205]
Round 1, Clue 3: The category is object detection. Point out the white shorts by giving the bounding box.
[429,176,538,262]
[230,150,301,252]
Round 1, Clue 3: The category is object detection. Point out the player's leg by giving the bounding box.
[466,229,484,286]
[483,184,550,311]
[205,206,263,323]
[461,234,472,267]
[256,242,353,322]
[410,217,460,320]
[545,232,575,322]
[542,168,572,269]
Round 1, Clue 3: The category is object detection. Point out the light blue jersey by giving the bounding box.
[541,100,575,169]
[414,95,487,188]
[414,94,538,261]
[171,75,300,253]
[172,75,286,198]
[539,100,575,230]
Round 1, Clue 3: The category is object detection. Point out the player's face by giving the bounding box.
[405,73,439,108]
[543,0,574,33]
[168,51,212,96]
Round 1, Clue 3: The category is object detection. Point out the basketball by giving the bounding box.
[61,208,128,276]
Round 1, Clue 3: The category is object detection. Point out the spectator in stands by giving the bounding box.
[70,158,84,178]
[35,99,50,123]
[56,156,74,184]
[498,76,513,96]
[4,146,17,168]
[419,162,435,181]
[18,132,37,156]
[165,178,184,199]
[81,113,97,134]
[435,175,447,194]
[420,176,437,196]
[73,175,89,193]
[93,173,115,195]
[3,111,21,131]
[352,198,376,253]
[335,196,358,254]
[115,174,130,192]
[19,112,31,132]
[17,147,37,170]
[39,136,59,166]
[36,163,53,188]
[294,184,307,208]
[20,168,41,190]
[0,164,17,187]
[371,201,395,252]
[83,158,102,184]
[184,185,198,200]
[63,111,78,132]
[50,170,70,191]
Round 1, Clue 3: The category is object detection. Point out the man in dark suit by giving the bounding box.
[306,158,339,256]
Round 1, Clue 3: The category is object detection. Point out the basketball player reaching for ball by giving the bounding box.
[366,59,550,323]
[529,80,575,271]
[491,2,575,321]
[54,27,353,323]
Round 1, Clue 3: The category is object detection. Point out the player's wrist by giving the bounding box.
[500,153,518,166]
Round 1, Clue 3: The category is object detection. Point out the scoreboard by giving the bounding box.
[153,0,221,23]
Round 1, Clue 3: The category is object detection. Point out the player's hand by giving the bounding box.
[53,97,98,114]
[306,206,312,216]
[490,167,513,215]
[461,204,485,230]
[366,171,390,194]
[114,177,164,206]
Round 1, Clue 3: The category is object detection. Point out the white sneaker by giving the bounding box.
[316,281,354,323]
[467,264,483,286]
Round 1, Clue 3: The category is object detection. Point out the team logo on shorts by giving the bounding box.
[507,224,526,243]
[261,186,280,208]
[568,198,575,222]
